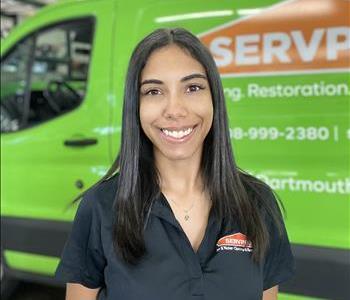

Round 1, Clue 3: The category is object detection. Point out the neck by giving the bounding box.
[155,152,204,198]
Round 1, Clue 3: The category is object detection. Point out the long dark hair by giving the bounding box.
[75,28,285,265]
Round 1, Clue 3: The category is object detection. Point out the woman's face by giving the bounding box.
[139,45,213,162]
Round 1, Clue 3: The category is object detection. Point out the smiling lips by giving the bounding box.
[160,125,196,141]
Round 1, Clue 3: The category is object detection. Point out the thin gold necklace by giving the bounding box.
[167,196,197,221]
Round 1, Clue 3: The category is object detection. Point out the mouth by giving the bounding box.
[159,125,197,142]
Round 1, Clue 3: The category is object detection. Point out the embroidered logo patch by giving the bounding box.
[216,232,253,253]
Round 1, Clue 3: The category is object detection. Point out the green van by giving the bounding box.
[1,0,349,299]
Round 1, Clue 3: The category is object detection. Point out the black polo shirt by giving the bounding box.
[55,174,295,299]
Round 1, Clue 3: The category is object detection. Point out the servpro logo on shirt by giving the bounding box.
[216,233,253,253]
[198,0,350,77]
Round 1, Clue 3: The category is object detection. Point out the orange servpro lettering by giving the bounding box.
[216,233,253,249]
[198,0,350,76]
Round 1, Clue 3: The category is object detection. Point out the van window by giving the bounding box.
[1,37,34,132]
[1,18,94,133]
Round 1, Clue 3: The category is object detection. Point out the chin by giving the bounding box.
[167,154,191,161]
[161,148,199,161]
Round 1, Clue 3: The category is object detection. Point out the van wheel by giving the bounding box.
[1,254,18,300]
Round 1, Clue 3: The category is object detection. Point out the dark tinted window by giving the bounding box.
[1,18,94,133]
[1,37,34,132]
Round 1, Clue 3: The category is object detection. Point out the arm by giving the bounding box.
[55,190,107,298]
[262,285,278,300]
[66,283,100,300]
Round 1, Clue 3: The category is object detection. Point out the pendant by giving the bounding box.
[184,214,190,221]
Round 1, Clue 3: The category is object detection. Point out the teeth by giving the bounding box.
[162,127,193,139]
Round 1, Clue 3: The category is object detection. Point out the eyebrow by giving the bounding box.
[140,73,207,86]
[181,73,207,82]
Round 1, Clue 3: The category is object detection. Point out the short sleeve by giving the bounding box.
[262,189,296,290]
[55,189,106,288]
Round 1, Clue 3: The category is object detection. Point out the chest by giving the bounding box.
[102,216,263,300]
[169,199,211,253]
[174,211,209,253]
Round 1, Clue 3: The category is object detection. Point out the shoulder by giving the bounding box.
[77,172,120,219]
[86,172,119,201]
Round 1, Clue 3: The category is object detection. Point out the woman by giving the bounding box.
[55,28,295,300]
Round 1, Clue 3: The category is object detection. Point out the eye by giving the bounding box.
[186,84,205,93]
[142,89,162,96]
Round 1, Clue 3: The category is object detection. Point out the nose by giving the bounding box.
[163,92,188,120]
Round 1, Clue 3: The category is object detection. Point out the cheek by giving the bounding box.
[206,99,214,121]
[139,101,158,132]
[139,102,149,133]
[193,96,214,127]
[205,107,214,132]
[201,99,214,135]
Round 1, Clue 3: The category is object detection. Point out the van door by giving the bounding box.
[1,0,115,266]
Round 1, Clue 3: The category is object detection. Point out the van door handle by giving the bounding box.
[64,138,98,147]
